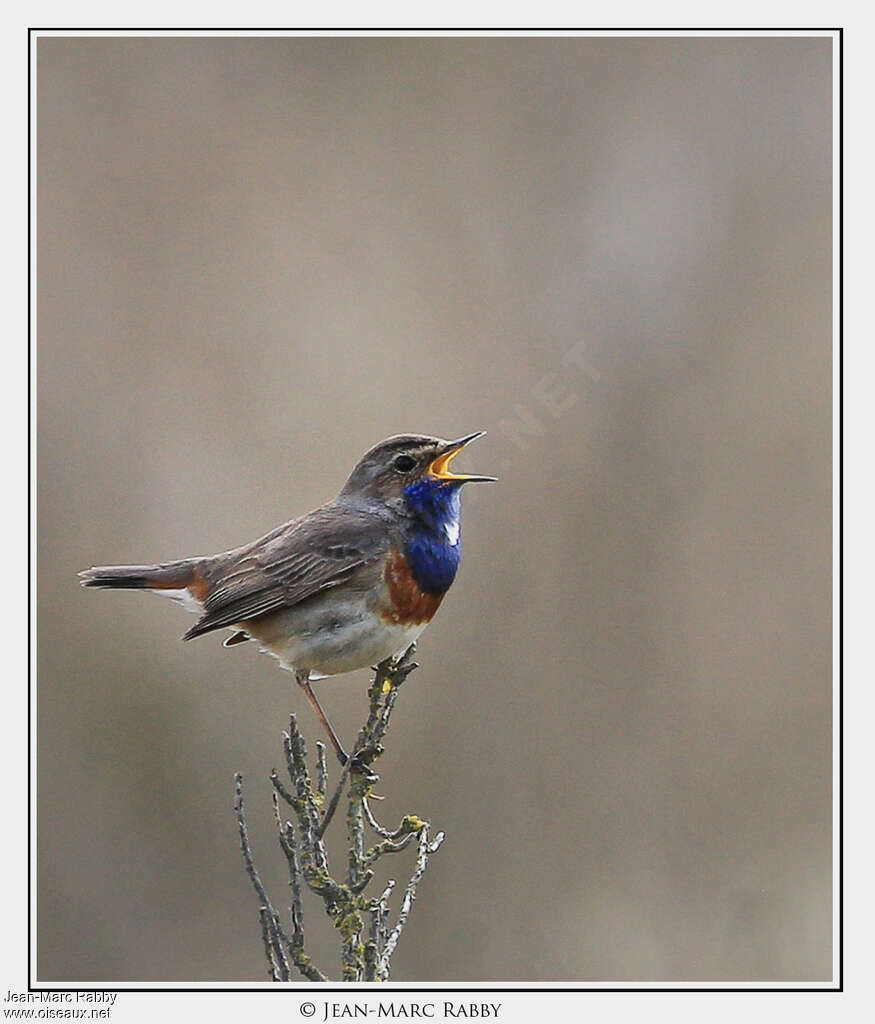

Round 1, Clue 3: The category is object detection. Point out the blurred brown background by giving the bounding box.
[37,35,833,982]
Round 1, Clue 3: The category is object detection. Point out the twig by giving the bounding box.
[258,906,280,982]
[316,742,328,800]
[233,774,290,980]
[269,768,296,808]
[378,825,446,979]
[234,645,444,982]
[362,796,402,839]
[318,753,353,839]
[364,880,396,981]
[271,792,307,961]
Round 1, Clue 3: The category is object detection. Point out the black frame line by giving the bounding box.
[26,24,843,995]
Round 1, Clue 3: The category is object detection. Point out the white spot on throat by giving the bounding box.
[444,517,460,546]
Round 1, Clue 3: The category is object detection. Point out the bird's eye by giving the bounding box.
[392,454,417,473]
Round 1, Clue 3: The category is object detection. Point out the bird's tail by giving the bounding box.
[79,558,206,596]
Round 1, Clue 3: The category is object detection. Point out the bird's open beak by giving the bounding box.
[428,431,497,483]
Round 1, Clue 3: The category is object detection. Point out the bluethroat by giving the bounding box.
[80,432,495,768]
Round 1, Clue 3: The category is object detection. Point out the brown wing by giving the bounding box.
[181,504,390,641]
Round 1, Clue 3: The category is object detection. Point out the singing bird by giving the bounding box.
[80,432,495,768]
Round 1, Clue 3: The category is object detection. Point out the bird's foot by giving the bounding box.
[338,744,383,783]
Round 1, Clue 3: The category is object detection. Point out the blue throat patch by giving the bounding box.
[402,479,463,596]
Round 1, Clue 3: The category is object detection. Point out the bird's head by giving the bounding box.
[341,432,496,504]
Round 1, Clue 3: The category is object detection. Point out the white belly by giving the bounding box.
[242,599,428,679]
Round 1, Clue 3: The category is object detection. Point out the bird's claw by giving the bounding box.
[338,748,381,783]
[356,743,384,764]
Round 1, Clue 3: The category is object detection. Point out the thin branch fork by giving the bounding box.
[234,644,445,982]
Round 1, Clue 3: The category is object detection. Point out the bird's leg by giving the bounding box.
[295,671,376,778]
[295,670,348,762]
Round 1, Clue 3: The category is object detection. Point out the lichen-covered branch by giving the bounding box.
[234,644,445,982]
[378,824,445,979]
